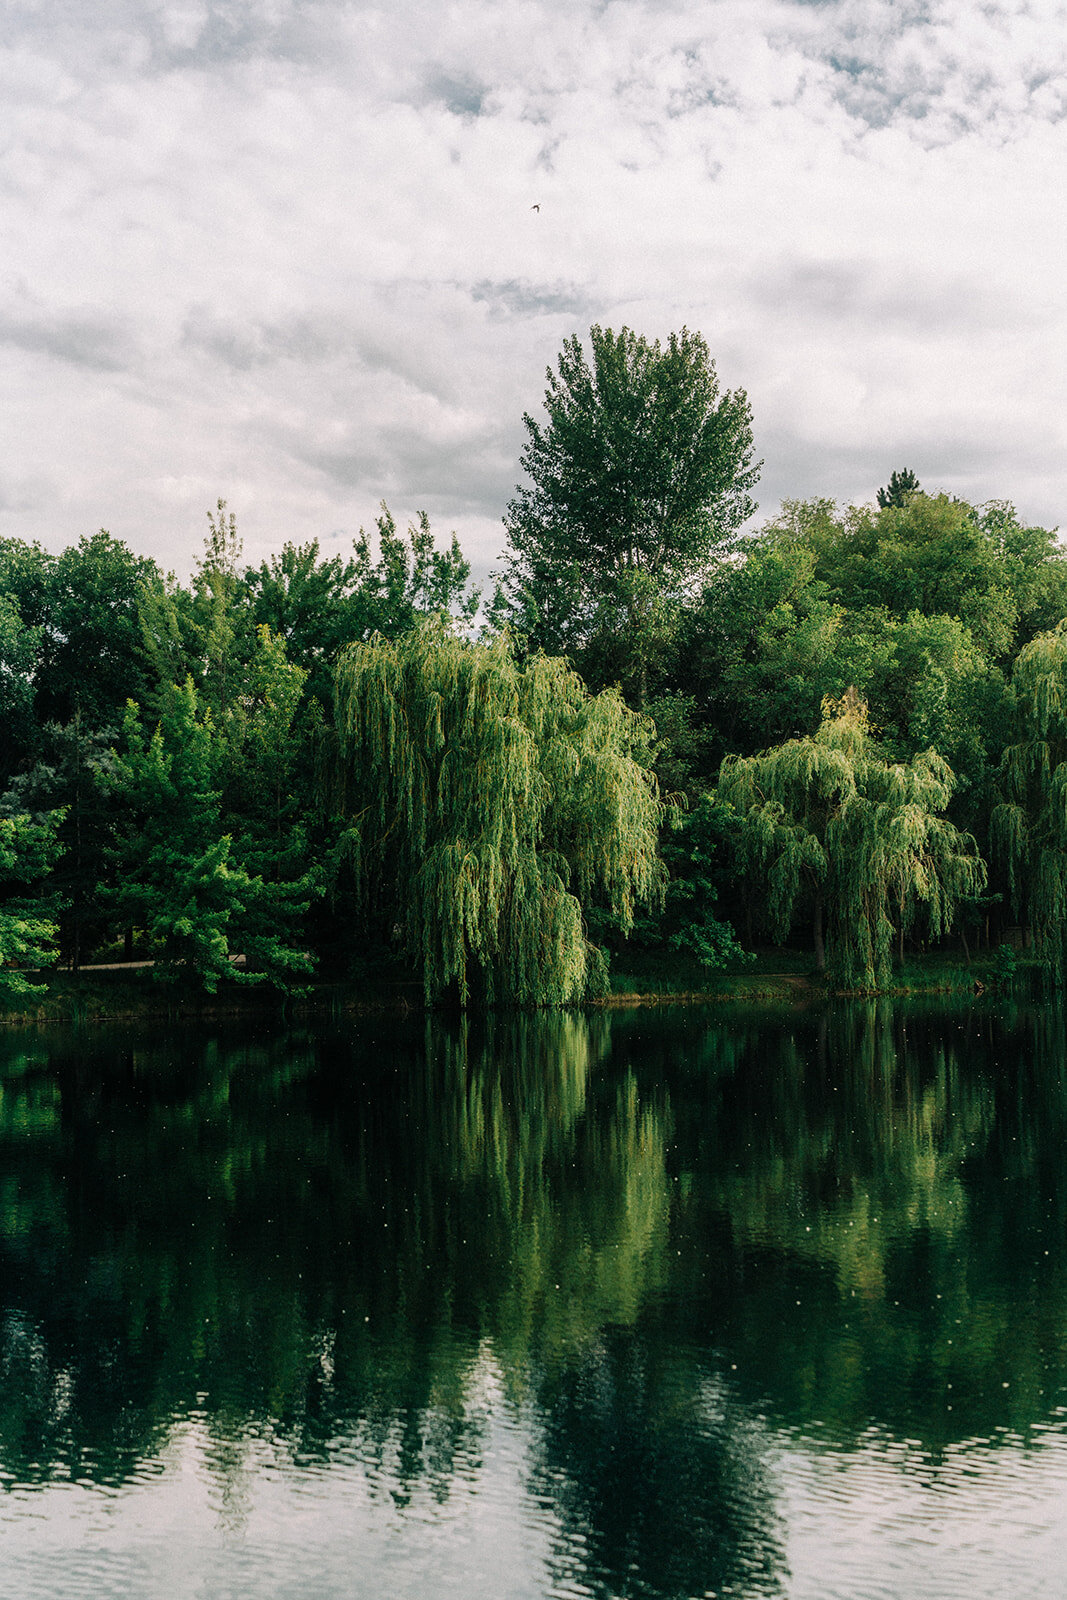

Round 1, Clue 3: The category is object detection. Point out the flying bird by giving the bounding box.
[531,203,540,211]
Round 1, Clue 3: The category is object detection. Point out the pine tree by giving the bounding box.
[877,468,921,509]
[106,679,316,992]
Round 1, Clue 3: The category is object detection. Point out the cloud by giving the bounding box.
[0,0,1065,578]
[0,301,140,372]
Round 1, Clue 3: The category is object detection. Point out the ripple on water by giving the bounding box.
[778,1421,1067,1600]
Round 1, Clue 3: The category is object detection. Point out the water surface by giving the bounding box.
[2,1000,1066,1598]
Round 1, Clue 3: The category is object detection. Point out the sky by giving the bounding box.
[2,0,1067,580]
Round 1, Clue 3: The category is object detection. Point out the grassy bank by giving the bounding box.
[603,945,1038,1005]
[0,966,424,1028]
[0,945,1038,1028]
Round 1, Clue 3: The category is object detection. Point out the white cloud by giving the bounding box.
[1,0,1066,580]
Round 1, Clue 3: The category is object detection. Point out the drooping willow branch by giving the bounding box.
[333,619,665,1005]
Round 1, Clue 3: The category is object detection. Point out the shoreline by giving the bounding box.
[0,957,1016,1029]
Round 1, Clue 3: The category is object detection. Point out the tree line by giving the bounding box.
[3,322,1067,1002]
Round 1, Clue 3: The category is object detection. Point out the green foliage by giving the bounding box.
[498,323,760,704]
[44,532,160,727]
[2,465,1062,1002]
[0,593,41,780]
[862,612,1011,820]
[244,507,481,713]
[766,492,1031,661]
[643,691,714,798]
[349,505,481,638]
[992,624,1067,979]
[679,538,874,761]
[0,531,159,773]
[0,720,120,969]
[992,942,1019,988]
[719,692,986,989]
[877,468,921,509]
[332,619,665,1005]
[106,680,317,993]
[655,797,750,969]
[0,810,64,999]
[139,500,257,722]
[977,500,1067,647]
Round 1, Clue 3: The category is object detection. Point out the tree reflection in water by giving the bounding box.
[0,1000,1066,1595]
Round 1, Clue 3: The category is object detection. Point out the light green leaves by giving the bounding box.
[333,619,665,1005]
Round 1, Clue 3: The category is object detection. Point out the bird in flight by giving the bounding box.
[531,203,540,211]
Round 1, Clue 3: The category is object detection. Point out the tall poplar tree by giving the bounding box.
[332,620,665,1005]
[498,324,760,706]
[718,692,985,988]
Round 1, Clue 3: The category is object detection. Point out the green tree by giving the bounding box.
[0,532,159,734]
[138,500,253,723]
[0,720,119,970]
[877,468,921,509]
[0,593,41,782]
[498,324,760,706]
[0,810,64,1000]
[331,619,665,1005]
[106,680,316,992]
[212,623,320,893]
[976,500,1067,647]
[765,494,1022,660]
[0,533,159,777]
[677,538,884,766]
[244,507,480,714]
[992,624,1067,977]
[718,692,985,987]
[43,532,160,728]
[862,611,1010,823]
[617,794,749,971]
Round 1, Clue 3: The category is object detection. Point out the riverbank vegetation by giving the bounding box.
[2,323,1066,1011]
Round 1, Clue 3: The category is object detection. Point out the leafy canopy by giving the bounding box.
[718,692,985,989]
[993,624,1067,978]
[498,324,760,703]
[0,810,64,998]
[332,619,665,1005]
[107,677,317,993]
[765,492,1066,663]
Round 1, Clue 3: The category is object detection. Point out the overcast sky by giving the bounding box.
[3,0,1066,578]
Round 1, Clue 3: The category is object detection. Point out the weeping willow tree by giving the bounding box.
[718,690,985,989]
[332,619,665,1005]
[992,623,1067,978]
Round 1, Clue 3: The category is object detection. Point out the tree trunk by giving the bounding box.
[813,894,826,973]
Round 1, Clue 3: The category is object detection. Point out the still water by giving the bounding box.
[1,1000,1067,1598]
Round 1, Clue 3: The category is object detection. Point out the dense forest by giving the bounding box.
[3,323,1067,1005]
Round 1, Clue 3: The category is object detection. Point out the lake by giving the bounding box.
[1,998,1067,1598]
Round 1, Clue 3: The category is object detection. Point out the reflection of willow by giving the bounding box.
[417,1013,673,1373]
[712,1004,991,1298]
[664,1000,1067,1448]
[0,1013,679,1505]
[419,1014,787,1600]
[532,1332,786,1600]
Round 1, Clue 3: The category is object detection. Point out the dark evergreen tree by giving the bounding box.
[877,467,921,508]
